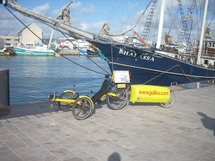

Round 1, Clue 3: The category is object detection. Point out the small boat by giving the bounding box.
[86,49,98,56]
[79,44,99,56]
[0,47,16,56]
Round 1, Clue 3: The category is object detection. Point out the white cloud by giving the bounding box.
[72,20,105,35]
[0,8,15,20]
[0,8,33,35]
[121,16,129,24]
[128,2,138,9]
[71,1,82,10]
[32,3,49,15]
[81,5,95,15]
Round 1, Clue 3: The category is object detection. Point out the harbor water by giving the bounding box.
[0,56,110,105]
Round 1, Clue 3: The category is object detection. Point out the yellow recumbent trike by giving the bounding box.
[48,74,129,120]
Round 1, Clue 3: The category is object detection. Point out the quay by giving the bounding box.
[0,86,215,161]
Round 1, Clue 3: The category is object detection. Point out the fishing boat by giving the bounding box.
[14,43,55,56]
[0,47,4,55]
[0,49,4,55]
[1,0,215,86]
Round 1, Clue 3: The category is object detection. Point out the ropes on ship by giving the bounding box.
[100,0,153,37]
[143,64,193,85]
[5,6,110,76]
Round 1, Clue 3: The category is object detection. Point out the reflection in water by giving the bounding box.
[0,56,110,105]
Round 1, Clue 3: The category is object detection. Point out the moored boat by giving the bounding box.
[14,44,55,56]
[0,47,16,56]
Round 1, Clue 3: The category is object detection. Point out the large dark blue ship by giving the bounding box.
[90,39,215,86]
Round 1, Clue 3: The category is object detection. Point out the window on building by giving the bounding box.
[26,44,33,47]
[204,60,208,65]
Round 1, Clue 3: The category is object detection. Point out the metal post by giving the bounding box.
[0,69,10,107]
[156,0,166,49]
[196,82,200,89]
[196,0,209,65]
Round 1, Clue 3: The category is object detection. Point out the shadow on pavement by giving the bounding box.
[0,102,59,119]
[198,112,215,136]
[108,152,121,161]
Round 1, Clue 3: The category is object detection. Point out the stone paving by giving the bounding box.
[0,86,215,161]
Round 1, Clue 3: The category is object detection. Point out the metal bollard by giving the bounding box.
[0,69,10,107]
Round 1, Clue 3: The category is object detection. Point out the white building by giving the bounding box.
[0,35,19,47]
[17,23,42,47]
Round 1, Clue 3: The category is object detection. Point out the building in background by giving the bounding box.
[0,35,19,47]
[17,23,42,47]
[0,23,42,48]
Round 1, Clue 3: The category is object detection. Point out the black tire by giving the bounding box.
[106,88,128,110]
[58,91,78,112]
[72,97,94,120]
[160,91,175,108]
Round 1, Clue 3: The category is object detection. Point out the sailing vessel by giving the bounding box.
[1,0,215,86]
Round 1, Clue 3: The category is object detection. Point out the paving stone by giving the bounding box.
[21,137,41,148]
[41,140,62,150]
[0,143,10,152]
[63,157,84,161]
[49,147,75,160]
[85,156,100,161]
[0,150,21,161]
[4,138,27,150]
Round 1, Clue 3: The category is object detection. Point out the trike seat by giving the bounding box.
[91,76,111,103]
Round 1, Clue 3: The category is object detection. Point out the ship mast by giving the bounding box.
[156,0,166,49]
[196,0,209,65]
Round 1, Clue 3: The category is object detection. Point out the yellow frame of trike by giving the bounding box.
[51,90,120,110]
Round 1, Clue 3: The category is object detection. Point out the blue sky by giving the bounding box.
[0,0,215,42]
[0,0,148,37]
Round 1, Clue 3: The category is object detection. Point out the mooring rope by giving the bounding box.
[5,6,109,76]
[56,30,110,74]
[143,64,193,84]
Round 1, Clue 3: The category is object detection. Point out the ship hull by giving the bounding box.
[91,40,215,86]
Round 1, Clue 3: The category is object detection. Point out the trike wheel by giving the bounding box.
[106,88,128,110]
[58,91,78,112]
[160,91,175,108]
[72,97,94,120]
